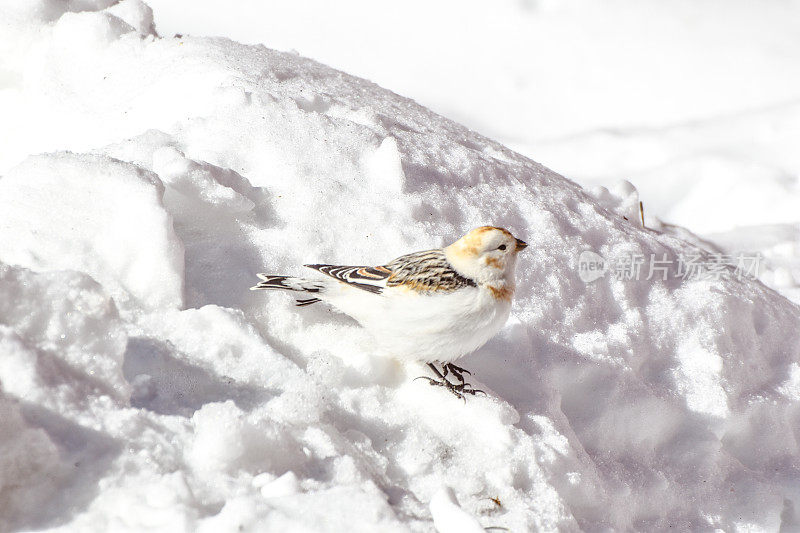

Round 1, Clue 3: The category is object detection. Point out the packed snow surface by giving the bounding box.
[2,1,800,532]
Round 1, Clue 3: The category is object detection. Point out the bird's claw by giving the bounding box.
[457,383,486,396]
[446,363,471,376]
[415,363,484,401]
[443,362,471,384]
[414,375,466,400]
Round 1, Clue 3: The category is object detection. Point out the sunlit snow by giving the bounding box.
[2,1,800,531]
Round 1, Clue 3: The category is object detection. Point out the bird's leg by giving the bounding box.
[444,362,484,396]
[443,363,471,384]
[414,362,485,400]
[427,362,447,380]
[414,363,464,400]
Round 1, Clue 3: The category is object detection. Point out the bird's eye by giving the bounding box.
[497,244,507,251]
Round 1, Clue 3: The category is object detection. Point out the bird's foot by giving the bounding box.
[414,363,485,401]
[455,382,485,396]
[443,362,471,384]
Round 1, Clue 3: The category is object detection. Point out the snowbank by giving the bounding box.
[1,1,800,531]
[0,153,183,311]
[141,0,800,306]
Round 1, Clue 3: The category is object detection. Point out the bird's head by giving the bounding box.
[443,226,527,285]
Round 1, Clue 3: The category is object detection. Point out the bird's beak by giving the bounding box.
[515,238,528,252]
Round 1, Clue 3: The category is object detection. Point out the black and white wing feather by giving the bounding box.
[304,264,392,294]
[306,250,475,295]
[250,274,326,306]
[384,250,476,292]
[255,250,476,304]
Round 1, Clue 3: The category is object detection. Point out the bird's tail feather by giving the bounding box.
[250,274,325,307]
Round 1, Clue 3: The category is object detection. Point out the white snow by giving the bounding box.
[143,0,800,306]
[430,487,485,533]
[1,1,800,531]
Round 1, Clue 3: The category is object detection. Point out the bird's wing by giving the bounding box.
[384,250,476,293]
[306,250,476,295]
[304,264,392,294]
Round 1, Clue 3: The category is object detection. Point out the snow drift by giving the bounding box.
[1,1,800,531]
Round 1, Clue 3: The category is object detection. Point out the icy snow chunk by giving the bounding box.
[189,402,253,473]
[0,263,130,411]
[362,136,406,193]
[587,179,642,224]
[152,146,257,214]
[0,152,184,311]
[259,470,300,498]
[0,0,117,25]
[52,10,136,50]
[104,0,155,37]
[430,487,484,533]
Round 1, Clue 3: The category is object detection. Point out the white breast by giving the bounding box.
[323,283,512,363]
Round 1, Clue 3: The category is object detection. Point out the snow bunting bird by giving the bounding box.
[251,226,527,399]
